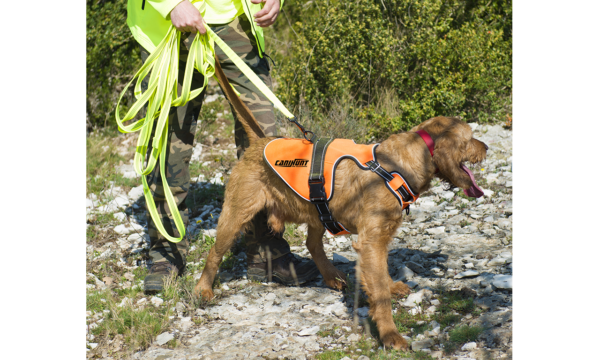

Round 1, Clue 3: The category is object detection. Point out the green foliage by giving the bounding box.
[449,324,484,343]
[275,0,512,140]
[87,0,142,129]
[86,0,511,141]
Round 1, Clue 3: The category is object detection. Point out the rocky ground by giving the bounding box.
[86,96,512,360]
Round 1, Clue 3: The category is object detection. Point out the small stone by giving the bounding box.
[333,253,350,264]
[412,339,433,351]
[406,280,418,288]
[395,266,415,281]
[347,333,361,342]
[426,226,446,235]
[429,320,441,335]
[86,198,95,209]
[454,270,480,279]
[202,229,217,238]
[88,343,98,349]
[156,332,174,345]
[102,277,113,286]
[340,357,352,360]
[488,257,506,266]
[406,261,426,274]
[425,305,437,314]
[402,289,432,307]
[464,262,474,269]
[175,302,186,312]
[461,342,478,350]
[357,356,370,360]
[113,212,126,222]
[150,296,164,307]
[128,185,144,200]
[117,297,131,307]
[218,272,234,282]
[298,326,320,336]
[357,307,370,317]
[492,274,512,289]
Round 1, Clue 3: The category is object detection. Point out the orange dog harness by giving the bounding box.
[264,138,420,235]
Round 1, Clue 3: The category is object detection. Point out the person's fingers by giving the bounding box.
[250,0,265,4]
[196,21,207,35]
[255,5,278,24]
[253,0,271,18]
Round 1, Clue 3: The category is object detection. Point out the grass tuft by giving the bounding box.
[449,325,484,344]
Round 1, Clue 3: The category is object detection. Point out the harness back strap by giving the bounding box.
[309,138,350,235]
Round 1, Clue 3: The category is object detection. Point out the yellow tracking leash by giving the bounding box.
[115,24,305,243]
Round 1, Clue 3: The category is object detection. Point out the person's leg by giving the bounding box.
[142,35,206,292]
[211,16,319,284]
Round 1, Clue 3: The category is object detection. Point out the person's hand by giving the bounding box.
[251,0,280,27]
[169,0,207,34]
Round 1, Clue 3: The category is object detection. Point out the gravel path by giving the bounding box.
[87,121,512,360]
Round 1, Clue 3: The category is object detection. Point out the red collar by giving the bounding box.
[415,130,437,173]
[415,130,435,157]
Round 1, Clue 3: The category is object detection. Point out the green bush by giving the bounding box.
[85,0,512,139]
[274,0,512,140]
[87,0,142,129]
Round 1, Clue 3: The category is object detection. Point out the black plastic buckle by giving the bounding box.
[308,179,327,202]
[405,206,410,215]
[366,160,381,172]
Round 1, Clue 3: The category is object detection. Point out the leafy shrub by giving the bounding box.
[85,0,512,139]
[274,0,512,140]
[87,0,142,129]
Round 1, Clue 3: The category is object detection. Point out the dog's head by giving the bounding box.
[412,116,488,196]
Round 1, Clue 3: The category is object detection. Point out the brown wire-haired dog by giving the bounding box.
[194,115,487,350]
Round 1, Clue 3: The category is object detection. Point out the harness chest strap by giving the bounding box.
[308,138,350,236]
[365,160,419,214]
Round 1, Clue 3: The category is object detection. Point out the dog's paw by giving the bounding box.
[380,331,409,351]
[193,285,215,301]
[390,281,411,298]
[325,270,348,290]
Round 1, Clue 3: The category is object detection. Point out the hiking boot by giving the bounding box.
[247,253,320,285]
[144,261,185,293]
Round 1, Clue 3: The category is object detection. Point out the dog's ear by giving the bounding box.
[432,130,473,189]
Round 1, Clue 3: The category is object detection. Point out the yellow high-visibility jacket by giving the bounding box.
[127,0,283,56]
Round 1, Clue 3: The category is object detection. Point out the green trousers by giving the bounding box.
[142,15,291,266]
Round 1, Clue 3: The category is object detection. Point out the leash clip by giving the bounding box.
[288,117,315,143]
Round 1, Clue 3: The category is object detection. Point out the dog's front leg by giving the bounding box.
[356,234,408,350]
[306,225,347,290]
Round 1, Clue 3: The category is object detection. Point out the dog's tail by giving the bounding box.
[214,57,265,143]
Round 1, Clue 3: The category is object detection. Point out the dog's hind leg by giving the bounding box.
[306,225,347,290]
[194,187,267,300]
[356,232,409,350]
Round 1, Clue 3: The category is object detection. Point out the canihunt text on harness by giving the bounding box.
[274,159,309,167]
